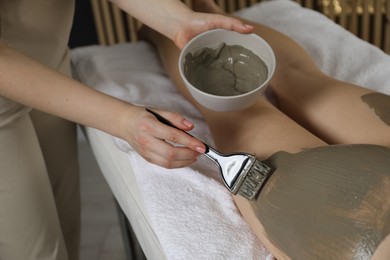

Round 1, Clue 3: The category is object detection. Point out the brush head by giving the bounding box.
[202,144,273,200]
[235,158,274,200]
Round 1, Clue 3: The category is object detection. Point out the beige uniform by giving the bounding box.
[0,0,80,259]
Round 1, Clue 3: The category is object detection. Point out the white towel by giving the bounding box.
[72,0,390,259]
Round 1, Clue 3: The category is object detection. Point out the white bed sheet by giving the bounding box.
[72,1,390,259]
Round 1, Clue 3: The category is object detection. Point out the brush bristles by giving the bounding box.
[237,160,273,200]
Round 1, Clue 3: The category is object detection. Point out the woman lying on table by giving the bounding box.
[140,1,390,259]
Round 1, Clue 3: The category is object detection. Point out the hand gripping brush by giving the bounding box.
[146,108,274,200]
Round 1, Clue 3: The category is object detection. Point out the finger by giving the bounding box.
[153,111,206,153]
[156,124,206,154]
[151,137,201,161]
[144,151,198,169]
[153,149,199,169]
[142,139,200,168]
[203,13,253,33]
[175,12,254,48]
[158,110,195,131]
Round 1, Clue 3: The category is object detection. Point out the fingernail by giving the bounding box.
[183,119,193,128]
[196,146,206,154]
[244,24,253,30]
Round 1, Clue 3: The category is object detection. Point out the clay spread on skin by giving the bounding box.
[361,93,390,126]
[184,43,268,96]
[250,144,390,259]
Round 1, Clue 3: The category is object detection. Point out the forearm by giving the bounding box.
[0,42,135,139]
[109,0,253,48]
[109,0,191,43]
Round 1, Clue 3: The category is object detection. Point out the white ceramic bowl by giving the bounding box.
[178,29,276,112]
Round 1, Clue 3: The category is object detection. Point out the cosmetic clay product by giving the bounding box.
[250,144,390,259]
[361,92,390,126]
[184,43,268,96]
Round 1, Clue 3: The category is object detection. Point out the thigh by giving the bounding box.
[244,20,390,146]
[201,96,325,158]
[0,114,68,260]
[30,110,80,260]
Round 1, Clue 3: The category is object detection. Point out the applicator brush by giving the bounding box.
[146,108,274,200]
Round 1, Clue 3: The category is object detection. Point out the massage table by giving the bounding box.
[71,1,390,259]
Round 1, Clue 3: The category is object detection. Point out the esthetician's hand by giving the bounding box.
[173,9,253,49]
[123,107,206,169]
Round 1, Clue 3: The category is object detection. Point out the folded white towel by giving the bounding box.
[72,0,390,259]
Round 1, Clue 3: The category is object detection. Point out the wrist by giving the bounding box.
[117,104,143,141]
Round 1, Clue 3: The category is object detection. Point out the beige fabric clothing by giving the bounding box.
[0,115,69,260]
[0,0,74,126]
[0,0,80,259]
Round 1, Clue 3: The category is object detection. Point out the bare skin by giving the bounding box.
[0,0,255,169]
[141,1,390,258]
[0,44,206,168]
[109,0,253,48]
